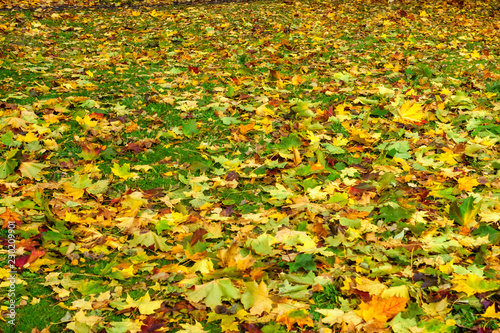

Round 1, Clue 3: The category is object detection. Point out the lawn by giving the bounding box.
[0,0,499,332]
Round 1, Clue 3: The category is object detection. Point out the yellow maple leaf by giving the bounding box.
[190,258,214,274]
[348,127,380,145]
[356,296,409,323]
[111,163,138,180]
[62,181,85,200]
[67,310,102,331]
[109,319,143,333]
[149,9,160,17]
[470,50,481,59]
[7,117,27,129]
[22,132,39,143]
[18,162,48,179]
[307,186,328,201]
[76,115,97,128]
[125,292,163,315]
[437,149,459,165]
[132,165,153,172]
[318,309,363,327]
[241,281,273,315]
[483,305,500,319]
[177,322,208,333]
[457,176,480,192]
[354,277,388,296]
[291,75,304,85]
[451,274,499,296]
[422,298,451,317]
[398,101,426,125]
[44,139,59,150]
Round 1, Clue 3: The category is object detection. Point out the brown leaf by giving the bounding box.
[190,228,208,246]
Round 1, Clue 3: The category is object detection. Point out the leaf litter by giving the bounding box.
[0,0,500,332]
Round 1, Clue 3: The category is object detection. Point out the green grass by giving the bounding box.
[0,277,67,333]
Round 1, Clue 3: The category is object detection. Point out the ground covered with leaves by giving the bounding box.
[0,0,500,332]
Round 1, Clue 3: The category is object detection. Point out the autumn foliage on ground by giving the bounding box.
[0,0,500,332]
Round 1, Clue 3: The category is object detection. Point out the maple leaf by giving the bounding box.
[177,321,208,333]
[352,277,388,296]
[422,298,451,318]
[18,161,48,179]
[207,309,248,331]
[76,114,98,127]
[0,157,18,178]
[451,274,500,296]
[356,296,409,323]
[482,305,500,319]
[241,281,273,315]
[182,119,199,136]
[112,292,163,315]
[239,122,255,135]
[128,230,171,252]
[217,241,239,268]
[317,309,363,327]
[291,74,304,85]
[0,207,22,228]
[186,279,240,309]
[109,319,143,333]
[276,309,314,331]
[398,101,426,125]
[457,176,480,192]
[288,253,317,273]
[449,196,481,228]
[67,310,102,332]
[111,162,138,180]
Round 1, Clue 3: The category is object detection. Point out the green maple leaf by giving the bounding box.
[1,131,21,147]
[292,101,316,117]
[221,117,240,125]
[77,280,106,296]
[87,179,109,195]
[71,174,93,189]
[375,203,413,223]
[186,279,240,309]
[226,85,235,97]
[182,119,199,136]
[390,313,417,333]
[0,159,18,179]
[289,253,317,273]
[321,143,345,155]
[247,234,274,255]
[378,141,411,159]
[278,135,302,149]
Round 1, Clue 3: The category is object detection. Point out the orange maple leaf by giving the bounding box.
[276,309,314,331]
[356,295,409,323]
[457,176,480,192]
[27,249,46,265]
[0,208,23,229]
[239,123,255,135]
